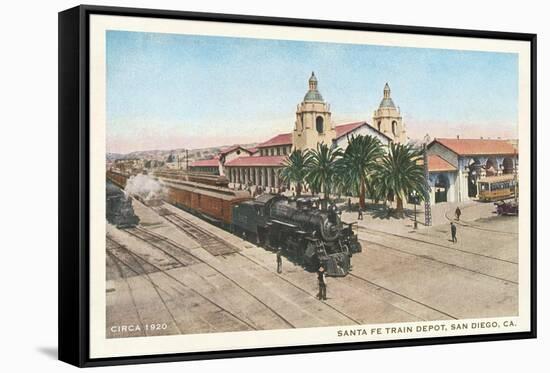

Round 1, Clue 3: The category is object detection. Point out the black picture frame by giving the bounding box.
[58,4,537,367]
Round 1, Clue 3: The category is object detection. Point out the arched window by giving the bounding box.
[316,116,324,133]
[377,121,381,131]
[392,121,398,135]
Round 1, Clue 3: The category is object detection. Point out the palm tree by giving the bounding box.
[335,134,384,209]
[373,143,427,216]
[280,149,311,196]
[306,143,343,202]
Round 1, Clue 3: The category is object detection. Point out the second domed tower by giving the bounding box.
[293,72,335,151]
[372,83,406,143]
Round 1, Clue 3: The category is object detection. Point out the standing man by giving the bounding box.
[450,222,457,243]
[358,208,363,220]
[276,248,282,274]
[455,206,462,221]
[348,198,352,212]
[317,266,327,300]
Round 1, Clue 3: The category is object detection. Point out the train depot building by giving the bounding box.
[426,138,518,204]
[190,73,397,190]
[189,72,519,206]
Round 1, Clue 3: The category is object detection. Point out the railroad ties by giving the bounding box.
[156,207,239,257]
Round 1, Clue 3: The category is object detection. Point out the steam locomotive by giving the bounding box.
[232,194,361,276]
[106,180,140,228]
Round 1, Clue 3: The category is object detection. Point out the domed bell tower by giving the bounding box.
[372,83,406,143]
[293,72,335,151]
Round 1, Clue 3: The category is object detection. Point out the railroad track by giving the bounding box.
[347,273,459,320]
[106,247,148,336]
[107,234,257,331]
[443,205,518,236]
[357,236,518,285]
[358,226,518,265]
[232,251,362,325]
[107,237,184,334]
[123,226,198,268]
[121,225,297,329]
[158,204,454,324]
[156,207,239,256]
[234,248,455,322]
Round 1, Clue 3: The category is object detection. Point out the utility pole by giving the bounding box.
[186,149,189,171]
[412,190,418,229]
[423,144,432,226]
[514,149,518,203]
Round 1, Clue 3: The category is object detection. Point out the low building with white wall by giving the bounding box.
[426,138,518,204]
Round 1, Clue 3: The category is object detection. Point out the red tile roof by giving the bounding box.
[246,147,259,154]
[334,121,393,141]
[431,138,517,156]
[190,158,219,167]
[427,155,456,172]
[334,121,366,138]
[257,133,292,148]
[255,121,390,149]
[225,155,287,167]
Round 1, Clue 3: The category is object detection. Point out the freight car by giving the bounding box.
[232,195,361,276]
[106,180,140,228]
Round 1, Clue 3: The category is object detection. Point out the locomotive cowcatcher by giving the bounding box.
[232,194,361,276]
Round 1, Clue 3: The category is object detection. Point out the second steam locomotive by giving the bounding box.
[232,194,361,276]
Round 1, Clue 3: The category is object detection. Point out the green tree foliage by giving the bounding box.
[335,134,384,209]
[305,143,343,201]
[280,149,311,196]
[373,143,427,215]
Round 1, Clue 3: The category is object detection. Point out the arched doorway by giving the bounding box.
[434,174,449,203]
[503,157,514,174]
[468,159,481,198]
[485,158,497,176]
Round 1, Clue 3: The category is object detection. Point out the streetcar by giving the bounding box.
[477,174,517,202]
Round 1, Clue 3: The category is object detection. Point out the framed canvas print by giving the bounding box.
[58,4,537,367]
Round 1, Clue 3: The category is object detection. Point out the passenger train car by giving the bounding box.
[161,177,250,226]
[106,169,249,227]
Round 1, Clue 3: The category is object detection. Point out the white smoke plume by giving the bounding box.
[124,174,166,201]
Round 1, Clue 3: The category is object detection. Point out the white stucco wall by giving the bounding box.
[334,124,391,149]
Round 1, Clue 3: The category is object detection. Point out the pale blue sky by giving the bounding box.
[106,30,518,153]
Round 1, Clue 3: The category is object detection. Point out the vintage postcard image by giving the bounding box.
[89,15,531,358]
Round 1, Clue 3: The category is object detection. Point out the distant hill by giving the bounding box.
[106,143,258,162]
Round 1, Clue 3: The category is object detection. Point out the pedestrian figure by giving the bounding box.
[348,198,352,212]
[455,206,462,221]
[276,248,282,274]
[450,222,457,243]
[358,208,363,220]
[317,266,327,300]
